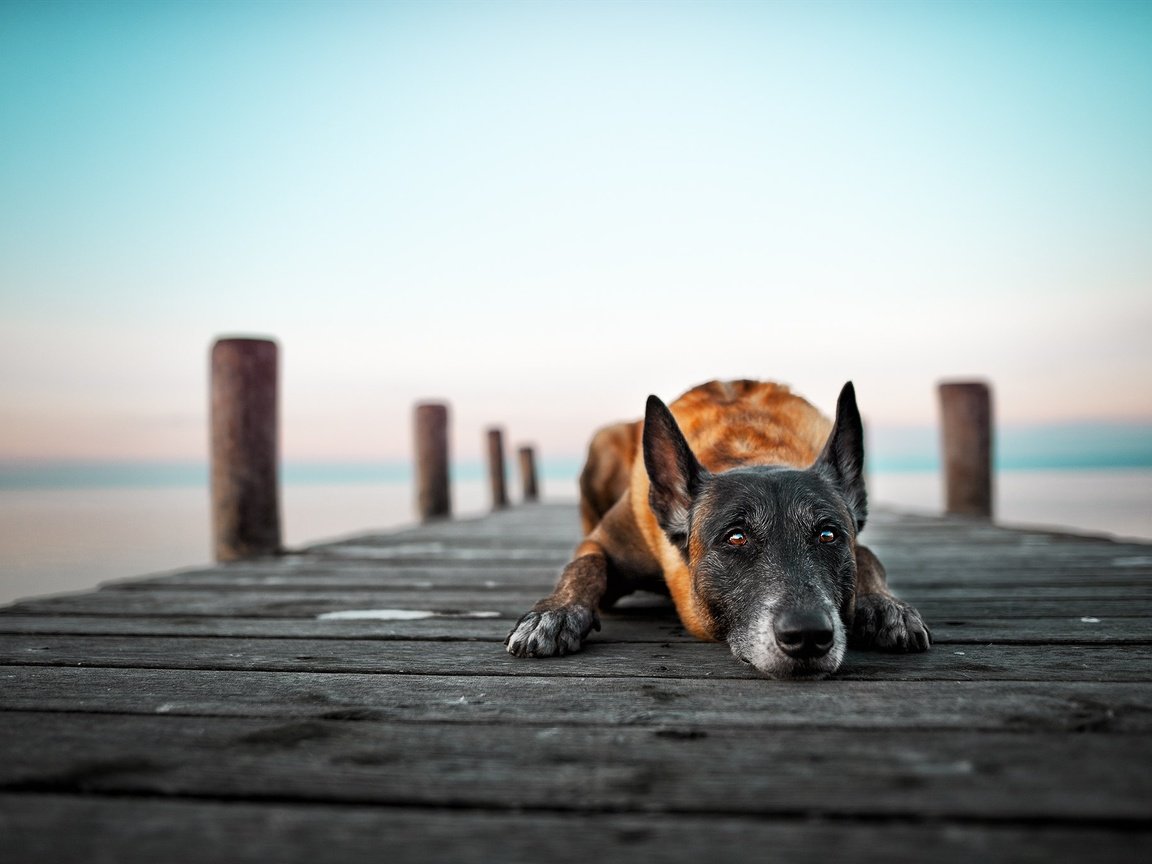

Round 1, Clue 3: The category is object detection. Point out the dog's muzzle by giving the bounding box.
[731,599,846,679]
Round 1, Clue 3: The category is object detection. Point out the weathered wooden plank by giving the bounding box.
[322,535,1150,559]
[300,540,1150,569]
[302,529,1147,574]
[90,581,1152,601]
[1,587,542,618]
[877,560,1152,580]
[903,525,1130,545]
[0,614,682,642]
[104,548,1152,589]
[105,563,561,591]
[0,613,1146,645]
[4,795,1147,864]
[894,594,1152,623]
[329,501,578,534]
[306,535,577,554]
[319,502,1136,544]
[871,542,1152,561]
[5,587,1149,619]
[4,667,1151,732]
[114,564,1152,591]
[299,550,570,566]
[344,507,1144,549]
[299,546,1151,569]
[319,536,571,554]
[873,548,1152,566]
[866,507,1138,533]
[874,526,1146,548]
[929,616,1152,643]
[2,712,1150,820]
[3,634,1151,681]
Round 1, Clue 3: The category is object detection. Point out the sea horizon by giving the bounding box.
[4,416,1152,491]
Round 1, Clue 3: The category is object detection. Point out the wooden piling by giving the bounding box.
[414,403,451,521]
[518,446,539,502]
[210,337,282,561]
[486,428,509,510]
[938,381,994,519]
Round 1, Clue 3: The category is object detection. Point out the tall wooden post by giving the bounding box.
[210,337,282,561]
[518,446,539,502]
[938,381,993,519]
[415,403,451,521]
[487,427,509,510]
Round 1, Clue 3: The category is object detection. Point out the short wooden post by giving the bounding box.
[210,337,282,561]
[486,427,509,510]
[518,445,539,502]
[938,381,994,519]
[415,403,451,521]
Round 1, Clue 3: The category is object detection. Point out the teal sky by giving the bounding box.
[2,0,1150,462]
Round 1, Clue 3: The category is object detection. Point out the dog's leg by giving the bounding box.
[849,544,931,652]
[506,491,657,658]
[504,538,608,657]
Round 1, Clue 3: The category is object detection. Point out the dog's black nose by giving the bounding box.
[774,608,835,659]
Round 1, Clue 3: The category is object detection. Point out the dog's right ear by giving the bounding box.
[813,381,868,532]
[643,395,708,551]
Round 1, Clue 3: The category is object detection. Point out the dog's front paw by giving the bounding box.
[504,604,600,658]
[850,593,931,652]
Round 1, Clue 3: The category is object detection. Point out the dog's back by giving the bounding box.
[578,420,638,535]
[580,380,833,533]
[661,380,832,472]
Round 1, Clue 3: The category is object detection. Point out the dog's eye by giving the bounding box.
[726,531,749,547]
[818,529,837,544]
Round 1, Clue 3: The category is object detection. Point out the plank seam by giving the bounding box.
[3,705,1150,735]
[1,785,1149,829]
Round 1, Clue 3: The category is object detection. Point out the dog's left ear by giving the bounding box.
[643,394,708,552]
[814,381,868,532]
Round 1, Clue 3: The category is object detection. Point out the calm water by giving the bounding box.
[1,468,1149,606]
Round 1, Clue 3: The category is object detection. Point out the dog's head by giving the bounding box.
[643,382,866,679]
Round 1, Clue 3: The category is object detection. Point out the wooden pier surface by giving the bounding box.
[1,503,1150,862]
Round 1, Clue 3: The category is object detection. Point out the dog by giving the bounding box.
[505,379,930,678]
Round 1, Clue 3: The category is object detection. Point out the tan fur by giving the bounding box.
[578,421,639,535]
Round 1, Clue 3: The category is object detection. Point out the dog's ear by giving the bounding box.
[814,381,868,532]
[643,394,708,550]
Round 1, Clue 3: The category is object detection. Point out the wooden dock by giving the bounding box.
[2,503,1150,862]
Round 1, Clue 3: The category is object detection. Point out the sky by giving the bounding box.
[1,0,1150,465]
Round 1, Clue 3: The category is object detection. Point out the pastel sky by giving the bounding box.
[2,0,1150,463]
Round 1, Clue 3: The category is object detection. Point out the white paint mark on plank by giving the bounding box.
[329,543,446,558]
[914,759,975,776]
[1080,617,1102,623]
[317,609,502,621]
[322,545,563,561]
